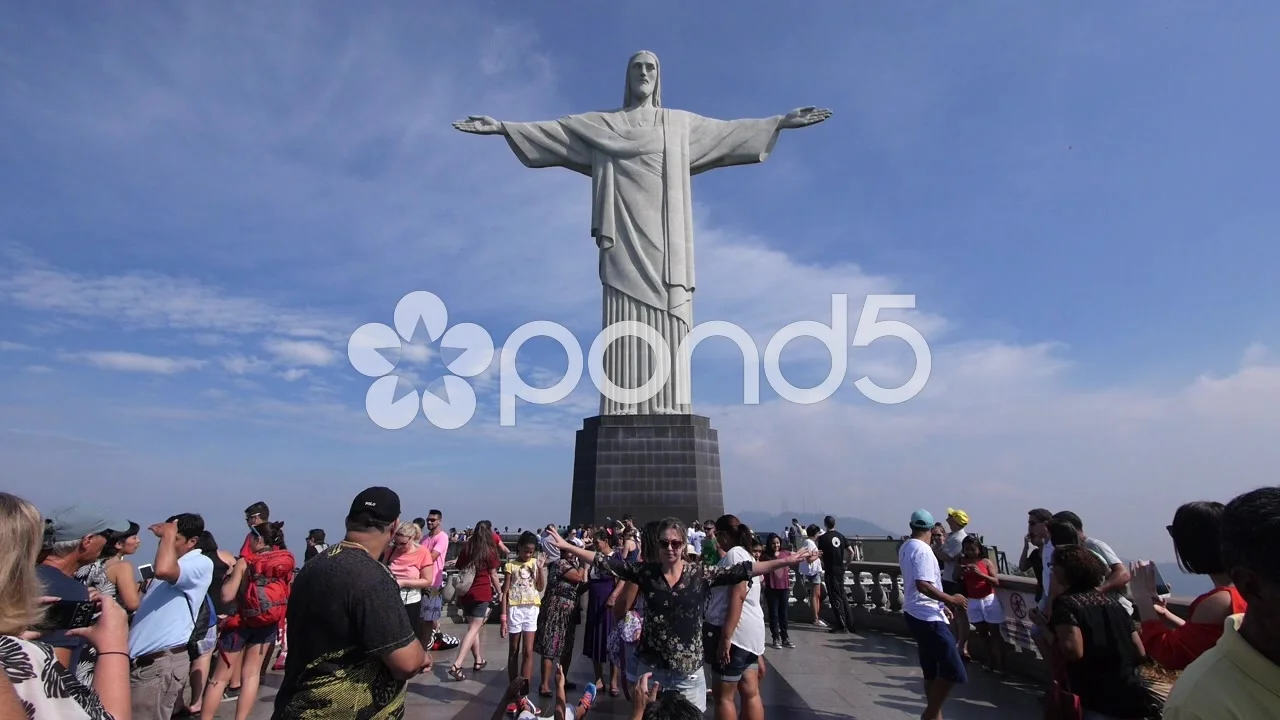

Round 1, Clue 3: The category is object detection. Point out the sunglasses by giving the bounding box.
[658,539,686,550]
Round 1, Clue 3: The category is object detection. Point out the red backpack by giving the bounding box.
[240,549,295,628]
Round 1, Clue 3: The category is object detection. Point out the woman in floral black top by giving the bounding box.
[548,521,814,712]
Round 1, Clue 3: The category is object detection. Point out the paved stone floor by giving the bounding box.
[226,620,1044,719]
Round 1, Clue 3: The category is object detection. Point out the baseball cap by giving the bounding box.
[347,487,400,524]
[909,509,935,530]
[43,505,131,547]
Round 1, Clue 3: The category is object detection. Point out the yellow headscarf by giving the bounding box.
[946,508,970,527]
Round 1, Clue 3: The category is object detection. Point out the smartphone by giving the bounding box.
[46,600,96,630]
[1152,565,1171,598]
[138,564,155,581]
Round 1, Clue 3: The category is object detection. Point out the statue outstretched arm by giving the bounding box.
[686,107,831,175]
[779,107,832,130]
[454,114,592,176]
[452,115,505,135]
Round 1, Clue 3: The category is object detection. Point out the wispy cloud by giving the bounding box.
[220,355,271,375]
[64,351,206,374]
[0,263,352,341]
[262,338,337,367]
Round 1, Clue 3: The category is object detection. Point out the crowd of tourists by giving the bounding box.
[2,484,1277,720]
[894,490,1279,720]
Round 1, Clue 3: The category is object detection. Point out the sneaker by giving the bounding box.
[577,683,597,715]
[772,640,783,650]
[432,632,461,651]
[814,619,829,628]
[783,639,796,648]
[221,687,240,703]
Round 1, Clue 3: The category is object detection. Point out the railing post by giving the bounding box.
[888,568,904,612]
[869,570,888,612]
[850,568,869,607]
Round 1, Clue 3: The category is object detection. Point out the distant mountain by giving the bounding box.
[735,511,894,539]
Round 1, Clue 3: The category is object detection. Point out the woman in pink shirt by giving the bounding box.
[386,522,436,650]
[760,534,795,649]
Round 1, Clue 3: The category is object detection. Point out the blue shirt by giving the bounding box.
[35,564,89,668]
[128,551,213,658]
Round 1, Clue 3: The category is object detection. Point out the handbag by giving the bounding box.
[452,564,477,598]
[1043,653,1083,720]
[1136,661,1177,710]
[619,609,643,644]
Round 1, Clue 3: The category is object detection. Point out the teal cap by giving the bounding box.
[909,509,935,530]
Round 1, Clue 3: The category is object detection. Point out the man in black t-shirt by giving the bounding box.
[273,487,428,720]
[817,515,857,633]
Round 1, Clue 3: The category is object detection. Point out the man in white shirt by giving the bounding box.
[900,510,969,720]
[934,508,971,659]
[686,522,706,559]
[798,525,826,627]
[128,513,213,720]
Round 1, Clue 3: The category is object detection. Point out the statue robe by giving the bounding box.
[503,108,783,414]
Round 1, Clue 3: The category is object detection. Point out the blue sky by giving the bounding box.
[3,1,1279,562]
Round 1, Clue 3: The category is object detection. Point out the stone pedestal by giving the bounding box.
[570,414,724,527]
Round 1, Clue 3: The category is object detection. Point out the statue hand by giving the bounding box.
[452,115,503,135]
[780,106,832,129]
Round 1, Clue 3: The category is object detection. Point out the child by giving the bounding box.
[957,535,1005,674]
[506,668,596,720]
[502,532,546,685]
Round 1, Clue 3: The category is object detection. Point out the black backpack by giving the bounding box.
[185,594,215,652]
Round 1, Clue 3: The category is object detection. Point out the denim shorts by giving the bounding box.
[702,623,759,683]
[903,613,967,684]
[633,659,708,712]
[460,599,491,619]
[219,623,277,652]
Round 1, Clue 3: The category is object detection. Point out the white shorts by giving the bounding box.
[508,605,540,634]
[967,593,1004,625]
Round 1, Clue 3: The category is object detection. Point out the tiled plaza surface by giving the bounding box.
[227,619,1044,719]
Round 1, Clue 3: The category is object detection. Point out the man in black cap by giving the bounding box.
[273,487,428,720]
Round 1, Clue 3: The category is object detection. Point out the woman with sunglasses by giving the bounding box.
[545,521,815,713]
[1131,502,1245,671]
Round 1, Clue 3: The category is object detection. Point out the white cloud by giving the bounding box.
[280,368,309,382]
[66,351,206,374]
[399,343,434,365]
[262,339,336,367]
[0,340,34,351]
[220,355,270,375]
[25,365,53,374]
[0,263,352,341]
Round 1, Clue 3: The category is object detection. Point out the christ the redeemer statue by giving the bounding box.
[454,50,830,416]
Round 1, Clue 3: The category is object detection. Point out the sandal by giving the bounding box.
[447,665,466,682]
[473,660,488,672]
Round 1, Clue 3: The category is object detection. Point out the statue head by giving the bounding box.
[623,50,661,109]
